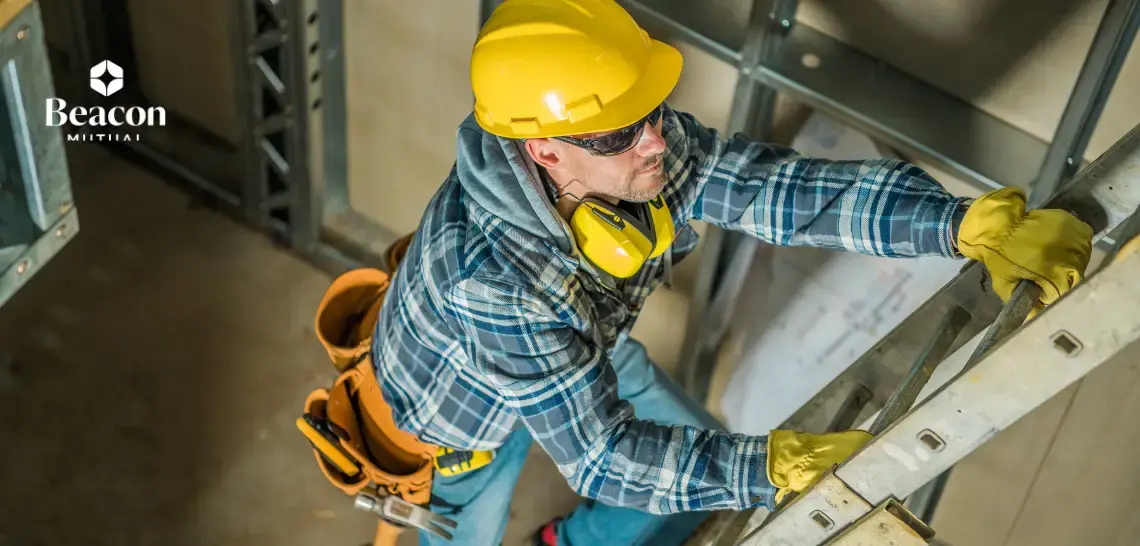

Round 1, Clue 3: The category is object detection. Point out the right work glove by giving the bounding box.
[956,187,1093,313]
[767,429,872,504]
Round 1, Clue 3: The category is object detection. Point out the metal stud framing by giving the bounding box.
[37,0,386,275]
[232,0,319,251]
[655,0,1140,417]
[621,0,1140,535]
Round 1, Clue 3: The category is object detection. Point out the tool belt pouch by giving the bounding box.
[306,266,436,505]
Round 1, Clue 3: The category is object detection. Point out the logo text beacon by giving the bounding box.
[48,60,167,141]
[46,99,166,127]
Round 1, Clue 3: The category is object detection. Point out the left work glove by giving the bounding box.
[767,429,872,504]
[957,187,1093,313]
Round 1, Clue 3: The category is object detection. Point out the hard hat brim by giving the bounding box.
[477,39,683,139]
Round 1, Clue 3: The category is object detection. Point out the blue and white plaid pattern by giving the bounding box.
[372,104,967,514]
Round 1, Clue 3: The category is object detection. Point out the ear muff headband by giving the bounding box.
[569,196,676,278]
[645,195,674,259]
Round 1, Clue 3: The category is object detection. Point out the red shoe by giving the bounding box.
[532,517,563,546]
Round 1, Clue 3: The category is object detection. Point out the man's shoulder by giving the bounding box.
[399,180,573,308]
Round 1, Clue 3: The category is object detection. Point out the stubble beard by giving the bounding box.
[616,154,666,203]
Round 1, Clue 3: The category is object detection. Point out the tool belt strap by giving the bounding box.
[306,261,436,505]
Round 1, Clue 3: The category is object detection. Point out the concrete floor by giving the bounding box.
[4,142,1140,546]
[0,143,579,545]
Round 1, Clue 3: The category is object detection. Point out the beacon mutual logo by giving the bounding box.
[46,60,167,142]
[89,60,124,96]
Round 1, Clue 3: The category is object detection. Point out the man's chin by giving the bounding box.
[624,174,667,202]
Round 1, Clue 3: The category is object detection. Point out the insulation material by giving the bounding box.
[719,113,963,435]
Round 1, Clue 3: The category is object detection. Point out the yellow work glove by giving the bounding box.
[767,429,872,504]
[957,187,1093,314]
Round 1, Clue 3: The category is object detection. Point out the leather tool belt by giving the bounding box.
[303,235,452,542]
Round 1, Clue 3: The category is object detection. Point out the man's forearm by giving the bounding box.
[703,152,966,258]
[453,275,778,514]
[667,107,968,259]
[555,416,777,514]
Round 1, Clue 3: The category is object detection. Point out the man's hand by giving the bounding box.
[767,429,872,503]
[957,187,1093,313]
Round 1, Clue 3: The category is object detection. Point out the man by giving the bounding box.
[371,1,1093,544]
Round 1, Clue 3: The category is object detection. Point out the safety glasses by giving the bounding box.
[554,105,663,156]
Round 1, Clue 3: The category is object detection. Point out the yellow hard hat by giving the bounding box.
[470,0,683,139]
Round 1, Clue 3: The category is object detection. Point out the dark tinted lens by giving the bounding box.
[587,123,643,155]
[558,105,663,156]
[646,105,662,127]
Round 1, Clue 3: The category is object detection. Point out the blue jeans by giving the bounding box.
[421,340,723,545]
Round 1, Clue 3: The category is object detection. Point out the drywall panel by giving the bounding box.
[930,341,1140,546]
[127,0,241,146]
[796,0,1140,162]
[1002,343,1140,546]
[928,383,1079,546]
[344,0,480,236]
[666,41,739,133]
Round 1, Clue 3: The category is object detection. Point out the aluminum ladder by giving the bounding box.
[689,121,1140,546]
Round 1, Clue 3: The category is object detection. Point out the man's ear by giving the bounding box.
[525,138,562,170]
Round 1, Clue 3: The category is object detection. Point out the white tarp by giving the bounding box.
[719,113,964,435]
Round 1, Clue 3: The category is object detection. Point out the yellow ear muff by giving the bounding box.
[569,196,674,279]
[646,195,675,259]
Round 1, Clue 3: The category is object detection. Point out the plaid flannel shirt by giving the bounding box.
[373,104,967,514]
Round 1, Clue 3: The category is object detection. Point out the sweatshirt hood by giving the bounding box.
[454,113,575,255]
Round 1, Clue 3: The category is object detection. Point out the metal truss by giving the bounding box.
[39,0,400,276]
[232,0,320,250]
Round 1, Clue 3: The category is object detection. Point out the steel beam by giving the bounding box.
[620,0,1049,193]
[317,0,348,215]
[35,0,384,278]
[231,0,320,250]
[480,0,502,26]
[677,0,796,402]
[1029,0,1140,207]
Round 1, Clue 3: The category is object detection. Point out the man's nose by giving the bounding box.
[635,122,667,156]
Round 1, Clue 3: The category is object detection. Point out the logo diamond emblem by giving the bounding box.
[90,60,124,97]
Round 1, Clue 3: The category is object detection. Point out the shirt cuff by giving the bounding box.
[946,198,970,258]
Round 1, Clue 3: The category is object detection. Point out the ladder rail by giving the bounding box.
[776,122,1140,437]
[868,306,971,435]
[735,121,1140,545]
[740,209,1140,545]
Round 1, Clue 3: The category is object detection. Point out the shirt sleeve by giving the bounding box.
[663,106,967,258]
[449,276,777,514]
